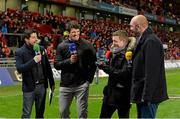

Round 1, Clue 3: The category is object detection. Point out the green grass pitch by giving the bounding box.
[0,69,180,118]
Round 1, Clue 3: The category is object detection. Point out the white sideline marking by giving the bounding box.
[1,94,180,100]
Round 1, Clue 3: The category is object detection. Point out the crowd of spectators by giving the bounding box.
[0,8,179,60]
[96,0,179,22]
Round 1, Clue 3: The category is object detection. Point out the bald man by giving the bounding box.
[129,15,168,118]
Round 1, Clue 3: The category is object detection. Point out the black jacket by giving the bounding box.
[15,44,55,92]
[54,38,97,87]
[131,27,168,103]
[100,46,132,107]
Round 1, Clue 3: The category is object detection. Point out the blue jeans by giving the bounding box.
[137,102,159,118]
[21,84,46,118]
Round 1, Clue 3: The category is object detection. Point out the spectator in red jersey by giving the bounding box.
[46,43,55,59]
[2,45,11,58]
[0,32,7,47]
[172,47,180,60]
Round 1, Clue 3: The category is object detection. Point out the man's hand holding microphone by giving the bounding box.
[69,43,78,64]
[34,55,42,63]
[96,50,112,70]
[125,37,136,69]
[33,43,42,63]
[70,54,78,64]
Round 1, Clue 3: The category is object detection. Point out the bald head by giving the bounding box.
[130,15,149,34]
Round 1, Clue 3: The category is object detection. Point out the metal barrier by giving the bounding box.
[0,58,16,67]
[0,58,54,68]
[1,58,180,69]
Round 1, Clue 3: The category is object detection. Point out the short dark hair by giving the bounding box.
[23,29,37,40]
[66,21,81,32]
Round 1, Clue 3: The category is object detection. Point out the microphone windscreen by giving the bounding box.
[105,51,112,59]
[33,43,40,52]
[125,51,133,60]
[69,43,77,54]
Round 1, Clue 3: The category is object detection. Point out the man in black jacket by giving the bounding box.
[97,30,135,118]
[129,15,168,118]
[54,21,97,118]
[15,29,55,118]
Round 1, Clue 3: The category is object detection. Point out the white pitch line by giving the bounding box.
[169,96,180,99]
[0,94,22,97]
[1,94,180,100]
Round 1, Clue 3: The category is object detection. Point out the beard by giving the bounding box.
[133,27,141,37]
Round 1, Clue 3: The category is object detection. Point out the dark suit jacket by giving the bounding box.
[15,43,55,92]
[131,27,168,103]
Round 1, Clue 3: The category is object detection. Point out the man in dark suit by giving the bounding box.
[129,15,168,118]
[15,29,55,118]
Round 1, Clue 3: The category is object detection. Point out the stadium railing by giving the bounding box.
[1,58,180,69]
[0,58,16,67]
[0,58,54,68]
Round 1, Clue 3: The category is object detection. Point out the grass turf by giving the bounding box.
[0,68,180,118]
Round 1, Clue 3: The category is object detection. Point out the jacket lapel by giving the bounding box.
[133,27,153,56]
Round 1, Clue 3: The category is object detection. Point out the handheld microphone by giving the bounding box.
[105,51,112,60]
[105,51,112,63]
[69,43,77,55]
[125,51,133,68]
[125,51,132,61]
[33,43,40,55]
[33,43,41,64]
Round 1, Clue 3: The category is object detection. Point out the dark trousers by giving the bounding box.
[137,102,159,118]
[21,84,46,118]
[100,102,130,118]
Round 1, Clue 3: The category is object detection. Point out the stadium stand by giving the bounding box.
[0,0,179,86]
[0,0,179,61]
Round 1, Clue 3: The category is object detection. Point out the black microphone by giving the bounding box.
[69,43,77,54]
